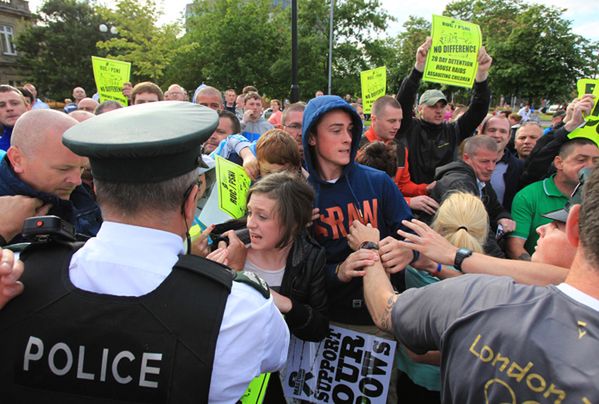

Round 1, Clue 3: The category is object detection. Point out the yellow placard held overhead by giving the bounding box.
[568,78,599,145]
[360,66,387,114]
[215,156,251,219]
[91,56,131,106]
[423,15,481,88]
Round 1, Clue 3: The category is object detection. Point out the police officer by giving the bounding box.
[0,101,289,403]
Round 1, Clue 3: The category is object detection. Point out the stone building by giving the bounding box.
[0,0,31,85]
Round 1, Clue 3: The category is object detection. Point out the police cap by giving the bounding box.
[62,101,217,183]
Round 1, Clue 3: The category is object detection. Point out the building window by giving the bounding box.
[0,25,16,55]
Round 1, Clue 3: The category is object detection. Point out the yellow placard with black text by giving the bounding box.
[215,156,251,219]
[91,56,131,106]
[423,15,481,88]
[360,66,386,114]
[568,79,599,146]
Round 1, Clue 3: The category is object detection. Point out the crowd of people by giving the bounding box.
[0,36,597,403]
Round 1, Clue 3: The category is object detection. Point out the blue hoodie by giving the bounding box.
[302,95,413,325]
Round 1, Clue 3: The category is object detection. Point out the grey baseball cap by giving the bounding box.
[419,89,447,106]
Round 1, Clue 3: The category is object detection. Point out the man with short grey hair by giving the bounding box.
[431,135,515,257]
[195,86,223,111]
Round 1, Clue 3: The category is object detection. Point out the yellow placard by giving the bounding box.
[423,15,481,88]
[360,66,386,114]
[576,78,599,117]
[215,156,251,219]
[91,56,131,106]
[569,78,599,145]
[240,373,270,404]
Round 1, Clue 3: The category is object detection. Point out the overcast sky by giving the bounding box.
[28,0,599,41]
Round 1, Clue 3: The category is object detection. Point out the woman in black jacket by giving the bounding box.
[208,171,329,341]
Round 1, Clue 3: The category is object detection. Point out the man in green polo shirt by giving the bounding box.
[507,138,598,260]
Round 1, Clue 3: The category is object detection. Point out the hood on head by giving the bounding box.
[301,95,363,181]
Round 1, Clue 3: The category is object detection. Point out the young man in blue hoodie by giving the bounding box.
[302,95,415,328]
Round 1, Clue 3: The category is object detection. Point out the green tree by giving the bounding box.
[329,0,394,97]
[96,0,191,85]
[173,0,289,98]
[444,0,597,104]
[390,16,430,89]
[15,0,105,99]
[171,0,395,101]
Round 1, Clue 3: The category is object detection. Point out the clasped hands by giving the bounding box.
[338,221,415,282]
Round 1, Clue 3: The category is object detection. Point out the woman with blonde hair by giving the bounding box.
[397,192,489,403]
[431,191,488,253]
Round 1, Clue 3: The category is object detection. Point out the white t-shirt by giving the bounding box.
[244,258,285,290]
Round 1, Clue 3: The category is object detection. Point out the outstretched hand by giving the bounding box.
[414,37,432,72]
[475,46,493,82]
[396,219,458,266]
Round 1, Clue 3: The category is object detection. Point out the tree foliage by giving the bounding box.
[15,0,105,99]
[443,0,598,103]
[167,0,394,100]
[176,0,289,98]
[16,0,597,104]
[96,0,190,84]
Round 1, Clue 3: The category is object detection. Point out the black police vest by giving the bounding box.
[0,242,234,403]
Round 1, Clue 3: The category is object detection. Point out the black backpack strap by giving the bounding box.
[173,254,234,291]
[0,241,83,328]
[142,254,235,402]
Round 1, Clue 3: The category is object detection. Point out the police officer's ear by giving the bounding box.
[181,183,199,221]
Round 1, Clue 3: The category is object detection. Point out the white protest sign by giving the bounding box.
[282,325,396,403]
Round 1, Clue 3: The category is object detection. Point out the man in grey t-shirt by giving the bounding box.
[354,168,599,403]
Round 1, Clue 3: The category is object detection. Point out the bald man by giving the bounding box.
[77,97,99,113]
[0,110,102,243]
[69,110,95,122]
[64,87,86,113]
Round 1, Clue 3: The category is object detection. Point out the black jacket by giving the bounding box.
[496,150,524,212]
[432,161,511,225]
[278,230,329,342]
[0,156,102,243]
[431,161,511,258]
[396,68,491,184]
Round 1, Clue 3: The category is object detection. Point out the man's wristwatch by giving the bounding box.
[454,248,473,272]
[359,241,379,251]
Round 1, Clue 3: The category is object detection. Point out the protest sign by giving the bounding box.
[568,78,599,145]
[91,56,131,105]
[197,156,250,228]
[360,66,387,114]
[282,325,396,403]
[240,373,270,404]
[423,15,481,88]
[215,156,251,218]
